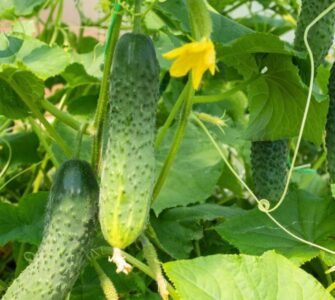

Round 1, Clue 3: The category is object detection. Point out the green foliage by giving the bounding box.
[153,122,223,214]
[215,190,335,265]
[164,251,333,300]
[0,193,47,246]
[1,0,335,298]
[151,204,241,259]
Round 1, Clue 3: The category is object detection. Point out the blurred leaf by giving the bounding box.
[0,35,23,58]
[0,77,29,119]
[164,251,334,300]
[73,45,104,79]
[62,63,99,87]
[0,192,48,246]
[0,0,46,18]
[151,204,243,259]
[22,45,70,80]
[0,131,40,166]
[215,190,335,265]
[67,95,98,117]
[52,121,92,164]
[71,258,152,300]
[153,122,223,214]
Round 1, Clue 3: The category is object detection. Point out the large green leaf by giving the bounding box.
[164,251,333,300]
[153,122,223,214]
[246,55,328,144]
[217,32,294,79]
[150,204,241,259]
[0,192,48,246]
[215,190,335,265]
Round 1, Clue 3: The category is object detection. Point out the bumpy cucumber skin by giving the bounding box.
[251,140,288,202]
[294,0,335,69]
[327,63,335,182]
[3,160,99,300]
[99,33,159,249]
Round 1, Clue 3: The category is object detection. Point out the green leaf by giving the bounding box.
[215,190,335,265]
[218,32,294,79]
[210,11,252,44]
[164,251,333,300]
[73,45,104,79]
[0,131,40,166]
[0,0,46,17]
[0,35,23,58]
[0,77,29,119]
[150,204,241,259]
[246,55,328,144]
[153,122,223,214]
[62,63,99,87]
[0,192,48,246]
[22,45,70,80]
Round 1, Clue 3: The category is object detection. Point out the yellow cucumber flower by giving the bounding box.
[163,38,216,90]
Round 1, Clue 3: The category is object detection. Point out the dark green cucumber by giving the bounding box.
[3,159,99,300]
[99,33,159,249]
[294,0,335,70]
[251,140,288,202]
[327,63,335,182]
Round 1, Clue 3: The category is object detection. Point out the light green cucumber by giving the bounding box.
[99,33,159,250]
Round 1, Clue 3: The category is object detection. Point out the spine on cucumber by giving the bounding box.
[99,33,159,250]
[251,140,288,202]
[327,63,335,182]
[3,159,99,300]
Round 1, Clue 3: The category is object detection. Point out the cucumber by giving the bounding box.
[99,33,159,251]
[251,140,288,202]
[327,63,335,182]
[3,159,99,300]
[294,0,335,70]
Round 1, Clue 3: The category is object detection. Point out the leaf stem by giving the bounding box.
[133,0,142,33]
[14,243,26,278]
[155,82,190,148]
[152,79,194,202]
[29,117,60,167]
[92,247,179,300]
[3,77,72,157]
[92,260,119,300]
[92,3,123,171]
[40,99,88,134]
[49,0,64,45]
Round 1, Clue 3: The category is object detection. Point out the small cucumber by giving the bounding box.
[99,33,159,252]
[3,159,99,300]
[251,140,288,202]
